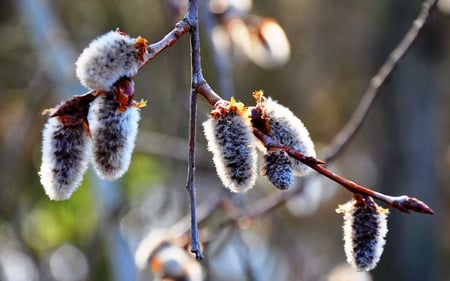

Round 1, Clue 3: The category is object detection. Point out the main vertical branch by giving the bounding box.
[186,0,204,260]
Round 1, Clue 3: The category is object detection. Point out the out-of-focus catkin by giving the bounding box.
[336,195,389,271]
[89,88,141,181]
[39,116,91,200]
[253,90,316,177]
[135,229,203,281]
[75,30,147,90]
[203,98,257,192]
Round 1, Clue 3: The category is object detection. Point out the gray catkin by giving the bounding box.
[39,118,91,200]
[75,31,143,90]
[89,91,140,180]
[261,150,294,189]
[336,196,389,271]
[203,107,257,192]
[259,96,316,176]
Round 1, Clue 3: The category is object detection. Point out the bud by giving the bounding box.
[203,98,257,192]
[75,30,148,90]
[336,195,389,271]
[39,116,91,200]
[261,149,294,189]
[253,90,316,176]
[89,81,142,180]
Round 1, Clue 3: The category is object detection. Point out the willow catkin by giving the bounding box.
[255,91,316,176]
[135,229,203,281]
[203,99,257,192]
[89,91,140,180]
[75,30,147,90]
[39,117,91,200]
[150,244,204,281]
[336,195,389,271]
[261,149,294,189]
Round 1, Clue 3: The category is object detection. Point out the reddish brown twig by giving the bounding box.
[253,128,434,215]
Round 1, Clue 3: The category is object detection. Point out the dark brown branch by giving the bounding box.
[323,0,438,162]
[253,128,434,215]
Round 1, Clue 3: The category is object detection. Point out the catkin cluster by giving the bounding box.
[203,91,316,192]
[39,30,147,200]
[336,195,389,271]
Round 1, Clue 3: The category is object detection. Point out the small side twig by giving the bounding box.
[138,20,190,70]
[323,0,438,162]
[253,128,434,215]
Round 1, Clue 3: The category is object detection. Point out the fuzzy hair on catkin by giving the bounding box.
[261,149,294,189]
[336,196,389,271]
[39,117,91,200]
[75,31,143,90]
[89,91,140,180]
[203,103,257,192]
[258,96,316,176]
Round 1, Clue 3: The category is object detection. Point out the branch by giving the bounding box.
[323,0,438,162]
[138,20,190,70]
[253,128,434,215]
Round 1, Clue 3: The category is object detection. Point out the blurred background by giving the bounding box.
[0,0,449,280]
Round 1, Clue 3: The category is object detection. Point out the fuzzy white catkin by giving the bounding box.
[39,117,91,200]
[75,31,142,90]
[89,91,140,180]
[203,109,257,192]
[260,97,316,176]
[336,198,389,271]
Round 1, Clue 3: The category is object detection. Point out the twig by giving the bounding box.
[186,0,204,260]
[323,0,438,162]
[138,20,190,70]
[253,128,434,215]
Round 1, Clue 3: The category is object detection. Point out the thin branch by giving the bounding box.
[186,0,203,260]
[138,20,190,70]
[253,128,434,215]
[323,0,438,162]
